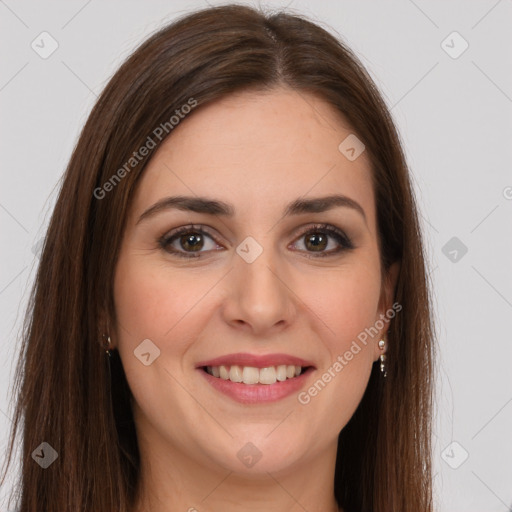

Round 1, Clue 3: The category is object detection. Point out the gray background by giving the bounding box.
[1,1,511,510]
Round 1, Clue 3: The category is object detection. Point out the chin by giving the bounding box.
[202,431,308,476]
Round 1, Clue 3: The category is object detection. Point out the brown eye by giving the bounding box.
[304,232,328,252]
[291,224,354,257]
[179,232,204,252]
[159,225,221,258]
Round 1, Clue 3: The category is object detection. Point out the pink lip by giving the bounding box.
[198,366,315,404]
[195,352,315,369]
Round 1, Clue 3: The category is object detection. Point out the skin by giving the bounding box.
[112,87,399,512]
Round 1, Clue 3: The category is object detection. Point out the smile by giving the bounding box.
[203,364,305,384]
[198,366,315,403]
[196,352,316,403]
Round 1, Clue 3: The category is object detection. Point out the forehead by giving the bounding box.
[129,88,375,228]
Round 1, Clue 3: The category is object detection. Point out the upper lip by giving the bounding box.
[196,352,315,369]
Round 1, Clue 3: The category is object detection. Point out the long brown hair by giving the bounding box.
[1,4,436,511]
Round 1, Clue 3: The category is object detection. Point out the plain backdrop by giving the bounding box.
[1,1,511,511]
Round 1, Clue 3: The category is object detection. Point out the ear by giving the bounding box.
[379,261,400,317]
[373,261,400,359]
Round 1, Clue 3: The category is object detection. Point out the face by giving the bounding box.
[112,87,399,477]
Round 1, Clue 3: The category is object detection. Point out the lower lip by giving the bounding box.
[198,367,315,404]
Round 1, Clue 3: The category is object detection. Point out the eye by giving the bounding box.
[159,223,354,259]
[158,225,222,258]
[290,223,354,257]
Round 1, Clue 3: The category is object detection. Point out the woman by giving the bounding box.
[1,4,436,511]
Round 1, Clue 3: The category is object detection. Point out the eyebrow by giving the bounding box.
[136,194,367,225]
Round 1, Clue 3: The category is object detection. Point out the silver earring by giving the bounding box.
[103,334,112,358]
[378,339,387,378]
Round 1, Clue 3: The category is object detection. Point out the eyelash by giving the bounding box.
[158,223,354,259]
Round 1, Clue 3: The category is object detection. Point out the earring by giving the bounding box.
[103,334,112,358]
[378,339,387,378]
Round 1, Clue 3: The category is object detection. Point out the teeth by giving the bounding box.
[205,364,305,384]
[229,365,243,383]
[276,365,287,382]
[242,366,259,384]
[259,367,277,385]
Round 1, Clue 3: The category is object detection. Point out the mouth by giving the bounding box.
[200,364,312,385]
[195,353,316,404]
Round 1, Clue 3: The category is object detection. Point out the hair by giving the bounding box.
[1,4,436,511]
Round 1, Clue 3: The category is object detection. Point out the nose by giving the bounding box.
[220,242,297,336]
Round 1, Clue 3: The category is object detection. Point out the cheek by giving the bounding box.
[293,258,381,420]
[112,256,204,404]
[113,255,212,343]
[304,261,382,351]
[112,255,212,416]
[296,269,380,435]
